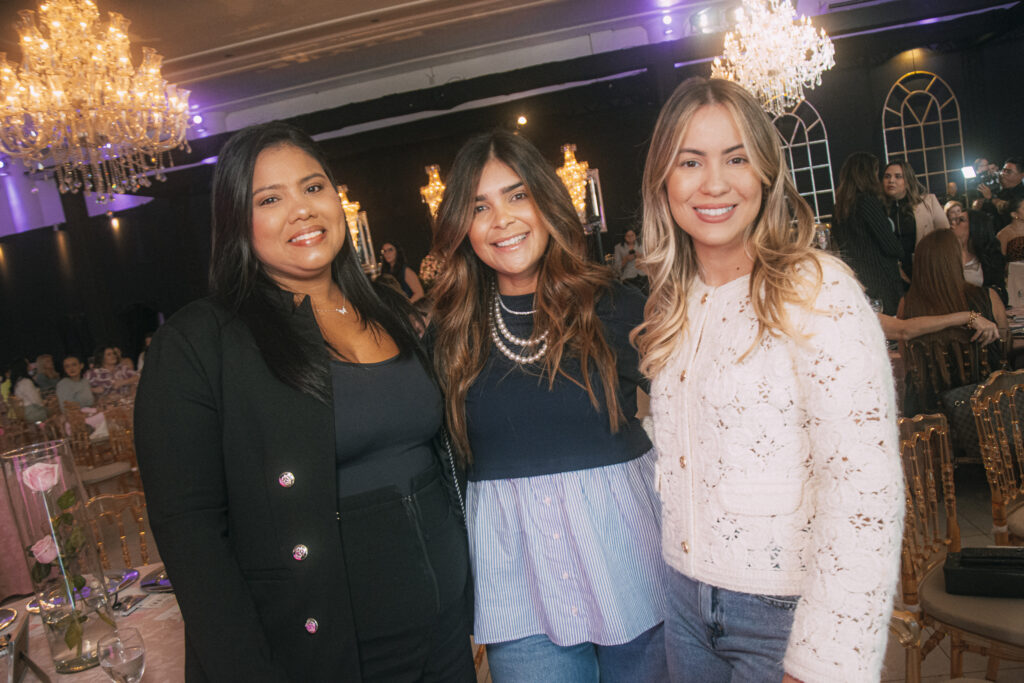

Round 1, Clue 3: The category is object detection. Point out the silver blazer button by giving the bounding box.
[278,472,295,488]
[292,544,309,561]
[304,617,318,634]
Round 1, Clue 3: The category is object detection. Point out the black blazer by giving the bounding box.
[834,193,904,315]
[135,295,361,682]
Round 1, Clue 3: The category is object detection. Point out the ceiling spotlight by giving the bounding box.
[192,114,204,125]
[517,115,528,126]
[662,14,673,25]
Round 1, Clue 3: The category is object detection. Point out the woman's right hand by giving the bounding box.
[970,314,1000,345]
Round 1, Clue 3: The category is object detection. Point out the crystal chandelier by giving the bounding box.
[556,144,589,223]
[419,164,445,221]
[0,0,191,201]
[711,0,835,116]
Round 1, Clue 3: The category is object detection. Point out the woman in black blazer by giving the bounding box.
[134,122,473,682]
[833,152,905,316]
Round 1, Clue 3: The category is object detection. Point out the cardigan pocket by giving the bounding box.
[717,478,806,516]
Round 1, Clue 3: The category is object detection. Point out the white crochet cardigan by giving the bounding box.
[651,256,904,683]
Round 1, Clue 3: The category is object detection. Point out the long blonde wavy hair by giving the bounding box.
[633,77,826,378]
[431,130,621,463]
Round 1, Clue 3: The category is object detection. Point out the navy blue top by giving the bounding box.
[466,282,652,481]
[331,354,438,496]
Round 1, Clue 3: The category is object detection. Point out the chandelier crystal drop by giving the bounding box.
[337,185,361,248]
[0,0,192,201]
[419,164,445,221]
[556,144,589,223]
[711,0,835,116]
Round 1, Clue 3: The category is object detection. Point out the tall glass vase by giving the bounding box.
[1,440,117,673]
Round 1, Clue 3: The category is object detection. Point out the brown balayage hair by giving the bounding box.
[430,130,621,462]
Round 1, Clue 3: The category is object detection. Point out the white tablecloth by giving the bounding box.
[1,564,184,682]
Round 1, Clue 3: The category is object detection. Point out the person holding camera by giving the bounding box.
[613,229,648,294]
[977,157,1024,230]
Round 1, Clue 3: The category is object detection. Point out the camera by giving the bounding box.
[978,169,1001,193]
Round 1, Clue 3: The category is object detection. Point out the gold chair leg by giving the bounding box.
[905,645,922,683]
[951,634,965,678]
[986,655,1000,680]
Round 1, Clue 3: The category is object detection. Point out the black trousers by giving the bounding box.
[337,467,474,682]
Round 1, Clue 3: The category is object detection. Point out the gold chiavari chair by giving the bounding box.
[104,404,140,490]
[85,492,150,571]
[891,413,1024,682]
[65,402,133,496]
[971,368,1024,546]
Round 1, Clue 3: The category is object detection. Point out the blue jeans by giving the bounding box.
[664,566,798,683]
[485,623,667,683]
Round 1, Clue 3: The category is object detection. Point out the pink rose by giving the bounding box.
[21,463,61,492]
[30,536,58,564]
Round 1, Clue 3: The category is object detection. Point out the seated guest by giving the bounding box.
[942,180,967,208]
[86,345,139,403]
[996,197,1024,261]
[56,355,95,411]
[898,229,1007,415]
[977,157,1024,230]
[944,200,1006,300]
[33,354,60,395]
[882,158,949,276]
[10,359,46,422]
[613,228,648,294]
[379,241,426,303]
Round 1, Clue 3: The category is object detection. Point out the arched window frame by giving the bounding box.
[882,70,965,196]
[773,99,835,223]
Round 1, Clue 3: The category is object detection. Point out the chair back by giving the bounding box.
[903,327,993,415]
[43,393,60,418]
[971,368,1024,544]
[7,396,26,422]
[897,413,960,610]
[85,491,150,571]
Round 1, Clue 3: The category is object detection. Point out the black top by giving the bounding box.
[889,198,916,276]
[331,354,439,497]
[466,282,652,481]
[966,210,1007,303]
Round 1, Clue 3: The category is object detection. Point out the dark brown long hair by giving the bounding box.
[834,152,882,223]
[430,130,620,462]
[901,229,976,318]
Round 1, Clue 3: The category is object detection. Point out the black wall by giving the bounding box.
[1,6,1022,365]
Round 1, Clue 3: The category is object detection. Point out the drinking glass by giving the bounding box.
[98,628,146,683]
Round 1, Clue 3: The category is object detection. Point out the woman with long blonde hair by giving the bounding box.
[636,77,903,682]
[431,130,666,681]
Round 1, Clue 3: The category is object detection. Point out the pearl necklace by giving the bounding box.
[498,296,535,316]
[488,288,548,364]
